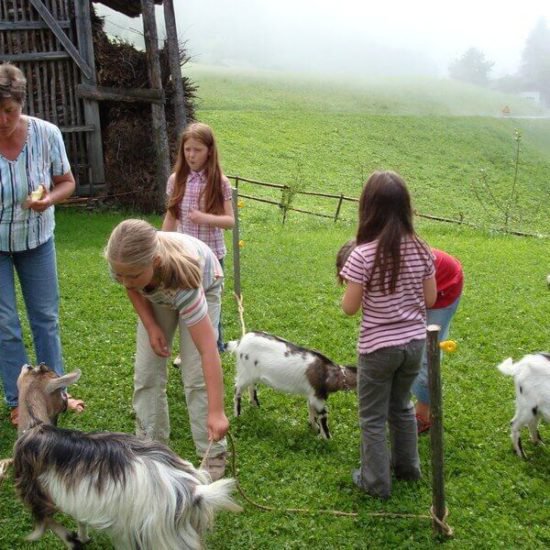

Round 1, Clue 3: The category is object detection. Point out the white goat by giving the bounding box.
[14,364,241,550]
[497,353,550,458]
[227,331,357,439]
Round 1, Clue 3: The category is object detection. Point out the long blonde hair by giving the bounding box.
[167,122,225,219]
[105,219,201,290]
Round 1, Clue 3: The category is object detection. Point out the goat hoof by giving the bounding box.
[68,531,87,549]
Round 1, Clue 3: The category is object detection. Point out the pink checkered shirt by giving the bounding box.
[166,170,232,259]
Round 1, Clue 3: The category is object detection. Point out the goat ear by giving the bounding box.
[45,369,82,394]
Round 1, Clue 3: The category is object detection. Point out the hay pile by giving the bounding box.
[91,9,197,212]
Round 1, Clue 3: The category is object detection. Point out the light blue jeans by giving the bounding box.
[0,238,64,407]
[411,297,461,405]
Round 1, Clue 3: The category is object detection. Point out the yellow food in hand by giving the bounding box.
[439,340,457,353]
[30,185,45,201]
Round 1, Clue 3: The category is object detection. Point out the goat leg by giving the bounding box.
[77,521,90,544]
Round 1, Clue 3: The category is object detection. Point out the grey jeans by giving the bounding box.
[357,339,424,498]
[133,282,226,458]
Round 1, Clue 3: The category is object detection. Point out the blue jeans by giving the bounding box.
[411,297,461,405]
[217,257,225,352]
[0,238,64,407]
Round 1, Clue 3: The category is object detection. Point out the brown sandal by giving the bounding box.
[9,406,19,427]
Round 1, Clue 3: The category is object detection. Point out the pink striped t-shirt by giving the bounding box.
[340,238,435,354]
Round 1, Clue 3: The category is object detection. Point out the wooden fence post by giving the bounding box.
[427,324,449,536]
[334,193,344,222]
[232,187,241,297]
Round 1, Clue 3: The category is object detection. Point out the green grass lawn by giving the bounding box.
[1,66,550,548]
[1,208,548,549]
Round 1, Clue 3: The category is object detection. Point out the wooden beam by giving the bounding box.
[141,0,171,212]
[76,83,165,104]
[163,0,187,135]
[29,0,93,79]
[0,20,70,30]
[74,0,105,187]
[59,125,97,133]
[2,52,70,62]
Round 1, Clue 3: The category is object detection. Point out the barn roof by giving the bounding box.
[93,0,163,18]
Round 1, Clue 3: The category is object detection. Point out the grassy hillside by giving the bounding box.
[186,64,550,235]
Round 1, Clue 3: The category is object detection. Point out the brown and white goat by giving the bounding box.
[227,331,357,439]
[14,364,240,550]
[497,353,550,458]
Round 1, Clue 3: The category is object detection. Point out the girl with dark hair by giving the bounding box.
[339,170,436,499]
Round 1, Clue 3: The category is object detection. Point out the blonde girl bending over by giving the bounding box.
[105,219,229,480]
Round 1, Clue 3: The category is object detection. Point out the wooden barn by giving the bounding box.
[1,0,189,211]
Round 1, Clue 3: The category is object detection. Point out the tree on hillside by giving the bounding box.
[448,48,494,86]
[520,17,550,105]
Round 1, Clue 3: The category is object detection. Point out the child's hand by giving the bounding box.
[147,325,170,357]
[207,412,230,441]
[188,209,208,225]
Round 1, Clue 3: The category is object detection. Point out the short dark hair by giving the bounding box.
[0,62,26,104]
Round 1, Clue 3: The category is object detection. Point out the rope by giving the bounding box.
[430,505,454,537]
[226,432,452,532]
[199,439,215,470]
[0,458,13,486]
[233,292,247,338]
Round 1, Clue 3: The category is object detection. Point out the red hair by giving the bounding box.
[167,122,225,219]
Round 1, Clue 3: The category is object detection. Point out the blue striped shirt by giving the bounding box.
[0,116,70,252]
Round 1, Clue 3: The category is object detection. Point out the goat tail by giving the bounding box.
[225,340,240,354]
[194,478,242,513]
[497,357,518,377]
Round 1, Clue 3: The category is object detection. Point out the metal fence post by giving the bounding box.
[231,187,241,297]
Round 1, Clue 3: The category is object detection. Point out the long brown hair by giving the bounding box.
[167,122,225,220]
[356,170,427,294]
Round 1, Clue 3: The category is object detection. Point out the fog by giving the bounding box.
[96,0,549,78]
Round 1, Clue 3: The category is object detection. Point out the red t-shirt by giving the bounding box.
[433,249,464,308]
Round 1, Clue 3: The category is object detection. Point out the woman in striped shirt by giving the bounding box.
[106,219,229,480]
[340,171,436,499]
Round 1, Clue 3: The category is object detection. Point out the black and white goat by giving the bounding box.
[227,331,357,439]
[14,364,240,549]
[497,353,550,458]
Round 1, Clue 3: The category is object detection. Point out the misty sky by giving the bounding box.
[96,0,550,78]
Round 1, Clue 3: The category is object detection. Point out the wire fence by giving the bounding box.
[228,175,544,238]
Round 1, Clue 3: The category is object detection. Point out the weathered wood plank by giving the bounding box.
[0,20,70,30]
[75,83,165,104]
[2,51,70,61]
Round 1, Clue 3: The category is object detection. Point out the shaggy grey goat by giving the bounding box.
[227,331,357,439]
[14,364,240,550]
[497,353,550,458]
